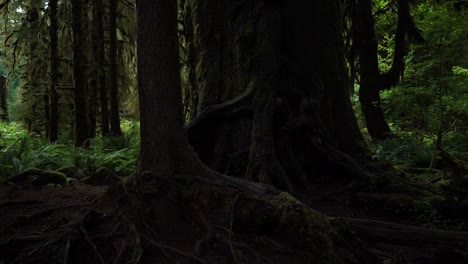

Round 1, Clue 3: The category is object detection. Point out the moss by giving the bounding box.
[188,186,359,263]
[32,171,67,187]
[56,166,86,180]
[268,192,339,263]
[271,192,330,235]
[9,168,44,182]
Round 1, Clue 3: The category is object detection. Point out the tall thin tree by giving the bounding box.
[355,0,413,140]
[72,0,90,146]
[0,75,8,121]
[93,0,110,136]
[48,0,59,142]
[109,0,122,136]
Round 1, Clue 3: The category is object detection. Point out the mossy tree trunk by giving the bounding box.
[137,0,277,196]
[183,0,368,193]
[353,0,413,141]
[48,0,59,141]
[0,75,8,121]
[93,0,110,137]
[109,0,122,136]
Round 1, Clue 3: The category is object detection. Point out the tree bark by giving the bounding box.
[48,0,59,142]
[109,0,122,136]
[355,0,411,141]
[137,0,186,173]
[137,0,277,196]
[72,0,90,147]
[0,75,8,121]
[93,0,110,137]
[184,0,368,193]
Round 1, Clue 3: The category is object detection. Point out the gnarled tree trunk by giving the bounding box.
[183,0,368,193]
[354,0,413,141]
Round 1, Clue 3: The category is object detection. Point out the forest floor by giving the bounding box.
[1,169,467,264]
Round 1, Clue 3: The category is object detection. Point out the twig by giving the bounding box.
[144,236,207,264]
[229,194,241,264]
[80,225,105,264]
[63,239,71,264]
[124,216,143,264]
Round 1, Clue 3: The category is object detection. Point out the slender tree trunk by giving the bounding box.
[49,0,59,142]
[88,79,97,138]
[0,75,8,121]
[355,0,411,141]
[72,0,90,147]
[355,0,392,141]
[109,0,122,136]
[93,0,110,137]
[25,0,43,134]
[43,91,50,138]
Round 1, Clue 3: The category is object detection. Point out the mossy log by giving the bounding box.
[56,166,86,180]
[9,168,67,187]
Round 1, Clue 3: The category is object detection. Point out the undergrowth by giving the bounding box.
[370,133,468,168]
[0,120,140,182]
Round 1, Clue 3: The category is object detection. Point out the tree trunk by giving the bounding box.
[184,0,368,193]
[88,79,97,138]
[0,75,8,121]
[72,0,90,147]
[137,0,276,196]
[355,0,392,141]
[48,0,59,142]
[109,0,122,136]
[354,0,411,141]
[137,0,196,174]
[93,0,110,137]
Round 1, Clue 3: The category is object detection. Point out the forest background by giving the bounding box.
[0,1,466,262]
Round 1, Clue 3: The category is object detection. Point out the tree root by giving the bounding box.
[145,237,207,264]
[3,176,468,264]
[348,218,468,262]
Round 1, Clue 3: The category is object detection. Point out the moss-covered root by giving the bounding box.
[186,185,376,264]
[9,168,68,187]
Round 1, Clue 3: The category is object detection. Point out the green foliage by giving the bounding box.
[0,120,139,183]
[355,0,468,167]
[371,135,435,167]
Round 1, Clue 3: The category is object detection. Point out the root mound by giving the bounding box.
[0,177,375,264]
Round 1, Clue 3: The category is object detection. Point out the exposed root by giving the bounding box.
[229,194,240,264]
[63,240,71,264]
[193,211,214,257]
[79,223,105,264]
[0,199,44,207]
[144,237,207,264]
[2,176,468,264]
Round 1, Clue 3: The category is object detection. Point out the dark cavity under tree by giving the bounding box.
[183,0,368,194]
